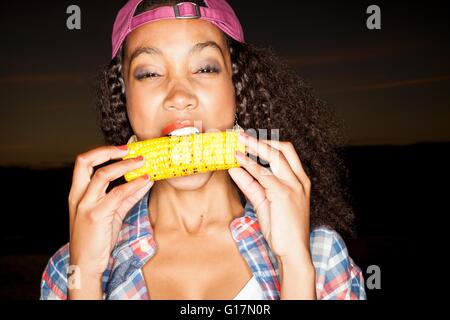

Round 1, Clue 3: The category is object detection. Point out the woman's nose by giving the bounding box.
[163,85,198,112]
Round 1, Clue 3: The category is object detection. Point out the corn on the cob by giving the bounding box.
[122,130,246,182]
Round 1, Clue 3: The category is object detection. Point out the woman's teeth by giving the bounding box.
[167,126,200,136]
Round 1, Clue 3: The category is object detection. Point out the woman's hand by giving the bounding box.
[67,145,154,298]
[228,131,316,299]
[229,131,312,260]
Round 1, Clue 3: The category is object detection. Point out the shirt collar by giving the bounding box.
[113,187,259,257]
[106,187,280,300]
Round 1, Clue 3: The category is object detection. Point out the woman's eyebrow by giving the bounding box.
[128,41,224,65]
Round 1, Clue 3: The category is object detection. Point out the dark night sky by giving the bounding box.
[1,0,449,167]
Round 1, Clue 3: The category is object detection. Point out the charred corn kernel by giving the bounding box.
[122,130,246,182]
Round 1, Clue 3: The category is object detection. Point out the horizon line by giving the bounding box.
[1,140,449,170]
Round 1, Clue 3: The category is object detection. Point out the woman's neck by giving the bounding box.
[148,171,245,236]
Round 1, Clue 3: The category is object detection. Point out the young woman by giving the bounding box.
[40,0,366,300]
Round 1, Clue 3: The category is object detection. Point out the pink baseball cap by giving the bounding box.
[111,0,245,59]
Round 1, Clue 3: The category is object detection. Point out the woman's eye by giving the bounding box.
[135,72,161,80]
[197,65,220,74]
[135,65,220,80]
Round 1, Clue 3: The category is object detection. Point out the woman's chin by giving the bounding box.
[164,172,212,190]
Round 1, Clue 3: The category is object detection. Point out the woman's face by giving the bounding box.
[122,18,236,190]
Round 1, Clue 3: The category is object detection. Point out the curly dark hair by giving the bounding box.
[96,0,356,237]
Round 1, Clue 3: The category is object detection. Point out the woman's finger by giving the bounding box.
[70,145,130,206]
[235,150,286,200]
[261,140,311,191]
[228,167,271,234]
[69,145,130,236]
[82,156,146,204]
[99,174,154,221]
[238,132,299,187]
[111,178,154,223]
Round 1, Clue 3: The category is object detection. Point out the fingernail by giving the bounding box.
[236,150,244,159]
[135,156,144,161]
[238,131,249,143]
[117,145,128,151]
[239,131,248,138]
[141,174,149,180]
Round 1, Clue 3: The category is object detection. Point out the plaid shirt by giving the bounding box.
[40,189,366,300]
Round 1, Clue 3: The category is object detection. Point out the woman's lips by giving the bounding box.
[161,120,204,136]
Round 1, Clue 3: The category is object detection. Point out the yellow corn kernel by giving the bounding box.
[122,130,246,182]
